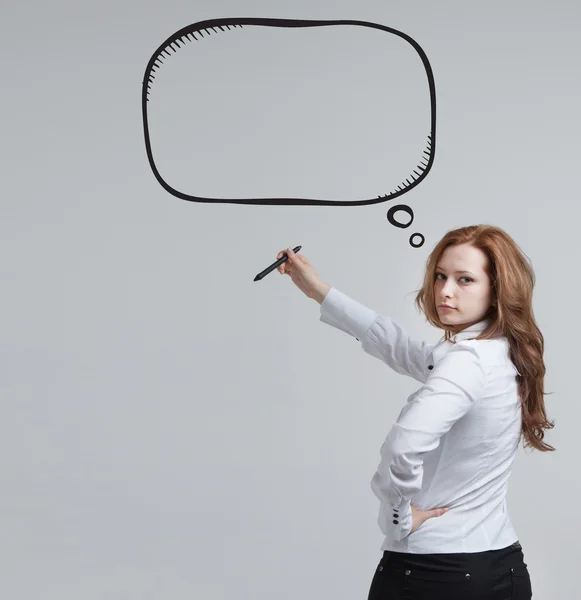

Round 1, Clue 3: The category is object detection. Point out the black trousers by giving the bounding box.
[367,540,532,599]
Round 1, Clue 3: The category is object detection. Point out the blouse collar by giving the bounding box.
[450,318,490,343]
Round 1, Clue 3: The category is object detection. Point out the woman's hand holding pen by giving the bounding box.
[276,247,331,304]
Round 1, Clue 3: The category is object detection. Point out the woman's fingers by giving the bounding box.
[277,249,290,274]
[276,247,309,276]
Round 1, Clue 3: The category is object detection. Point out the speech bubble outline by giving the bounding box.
[142,17,436,247]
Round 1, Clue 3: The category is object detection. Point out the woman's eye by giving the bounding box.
[435,273,472,283]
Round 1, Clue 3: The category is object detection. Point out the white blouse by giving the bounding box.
[319,287,522,554]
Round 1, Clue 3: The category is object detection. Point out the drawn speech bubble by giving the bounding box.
[142,18,436,247]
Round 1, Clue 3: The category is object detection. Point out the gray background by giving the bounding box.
[1,0,578,598]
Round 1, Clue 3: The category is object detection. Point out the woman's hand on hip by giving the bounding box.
[410,504,449,535]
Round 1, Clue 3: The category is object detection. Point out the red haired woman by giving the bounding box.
[276,225,551,599]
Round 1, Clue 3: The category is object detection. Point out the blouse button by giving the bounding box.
[393,520,399,524]
[428,365,433,370]
[465,573,471,579]
[405,569,411,576]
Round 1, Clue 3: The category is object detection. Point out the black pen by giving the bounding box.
[253,245,302,281]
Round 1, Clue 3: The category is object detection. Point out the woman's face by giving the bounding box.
[434,243,495,328]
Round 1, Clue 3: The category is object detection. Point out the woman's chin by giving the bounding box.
[438,311,459,323]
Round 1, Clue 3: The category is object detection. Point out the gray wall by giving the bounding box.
[1,0,577,598]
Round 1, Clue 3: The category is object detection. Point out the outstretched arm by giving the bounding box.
[274,248,435,383]
[318,286,436,383]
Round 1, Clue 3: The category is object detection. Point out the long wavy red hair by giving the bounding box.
[414,224,555,452]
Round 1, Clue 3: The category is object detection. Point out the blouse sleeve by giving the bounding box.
[319,287,436,383]
[369,341,487,541]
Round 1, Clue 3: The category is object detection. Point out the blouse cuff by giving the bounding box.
[319,287,378,341]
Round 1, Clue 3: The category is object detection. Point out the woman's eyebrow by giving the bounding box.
[435,266,477,276]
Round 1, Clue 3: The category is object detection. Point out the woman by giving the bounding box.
[276,224,553,599]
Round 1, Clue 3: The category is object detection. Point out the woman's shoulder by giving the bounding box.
[460,336,518,374]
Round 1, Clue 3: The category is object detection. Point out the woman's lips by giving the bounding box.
[438,305,455,310]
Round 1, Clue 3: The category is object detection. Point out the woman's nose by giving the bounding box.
[442,281,456,296]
